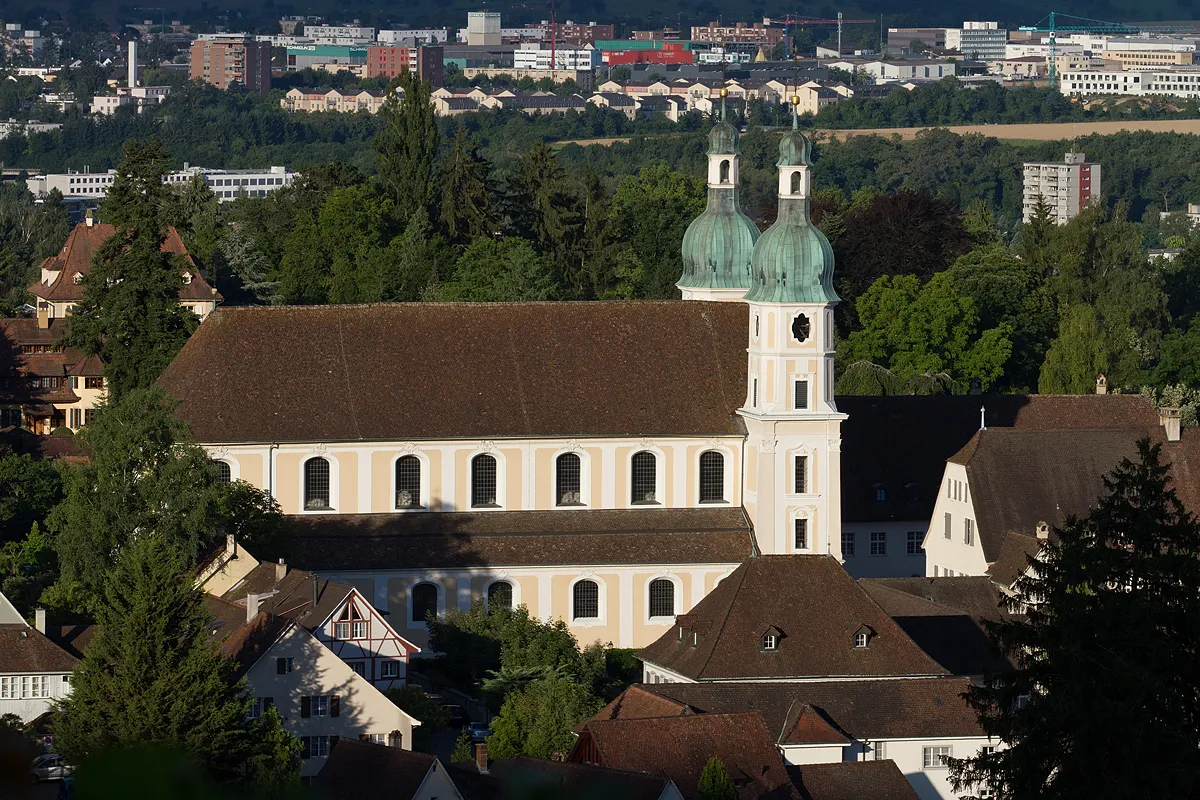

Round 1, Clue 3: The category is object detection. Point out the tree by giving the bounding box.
[697,757,738,800]
[218,226,278,305]
[950,440,1200,799]
[382,208,450,301]
[386,686,450,751]
[166,173,223,268]
[440,125,498,243]
[65,139,198,400]
[486,675,600,759]
[0,450,62,546]
[55,534,301,789]
[1038,304,1110,394]
[451,729,474,763]
[277,214,331,304]
[843,273,1013,392]
[432,238,559,302]
[0,521,57,616]
[506,141,581,271]
[375,71,439,224]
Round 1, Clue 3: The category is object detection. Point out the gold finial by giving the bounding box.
[790,95,800,106]
[720,87,728,98]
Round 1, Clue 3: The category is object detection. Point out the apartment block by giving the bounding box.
[1101,36,1195,69]
[1023,152,1101,224]
[365,45,444,86]
[690,22,784,46]
[1060,66,1200,99]
[513,44,601,71]
[944,21,1007,61]
[190,35,272,97]
[533,20,615,45]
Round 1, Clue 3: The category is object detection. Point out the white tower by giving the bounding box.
[128,39,138,89]
[738,100,845,560]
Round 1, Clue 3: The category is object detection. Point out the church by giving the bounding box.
[159,106,1174,653]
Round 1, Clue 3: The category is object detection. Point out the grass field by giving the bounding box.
[815,119,1200,142]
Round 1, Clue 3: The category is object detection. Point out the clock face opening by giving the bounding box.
[792,313,811,343]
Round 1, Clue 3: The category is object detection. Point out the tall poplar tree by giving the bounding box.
[65,138,198,401]
[950,440,1200,799]
[54,534,300,789]
[439,125,497,243]
[375,71,439,225]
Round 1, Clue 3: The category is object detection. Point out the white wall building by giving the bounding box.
[827,59,956,82]
[1022,152,1101,224]
[1060,65,1200,99]
[379,28,450,44]
[28,165,297,202]
[513,44,601,70]
[944,21,1007,61]
[304,24,375,43]
[466,12,502,46]
[0,599,76,724]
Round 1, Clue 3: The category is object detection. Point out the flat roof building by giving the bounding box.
[190,34,271,97]
[1023,151,1101,224]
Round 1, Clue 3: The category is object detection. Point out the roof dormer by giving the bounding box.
[852,624,875,649]
[760,625,785,652]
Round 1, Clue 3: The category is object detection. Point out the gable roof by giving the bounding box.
[202,594,292,676]
[157,302,748,444]
[985,531,1044,590]
[788,761,920,800]
[44,624,97,659]
[638,556,946,681]
[0,624,78,673]
[29,222,219,304]
[221,562,355,631]
[572,712,799,799]
[589,684,693,725]
[284,508,754,571]
[645,676,984,742]
[490,756,679,800]
[0,590,22,624]
[313,739,442,800]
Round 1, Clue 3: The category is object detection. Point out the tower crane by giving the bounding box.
[765,13,876,58]
[1018,12,1187,88]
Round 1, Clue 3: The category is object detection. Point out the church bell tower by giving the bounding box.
[738,98,845,559]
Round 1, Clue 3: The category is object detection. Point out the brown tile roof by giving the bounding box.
[284,508,755,570]
[858,579,1012,676]
[571,712,800,799]
[45,624,97,660]
[203,594,291,675]
[221,562,354,631]
[157,302,748,443]
[0,624,77,672]
[985,531,1044,590]
[28,222,219,303]
[638,556,946,681]
[490,756,681,800]
[646,677,984,742]
[952,427,1150,562]
[788,761,920,800]
[312,739,437,800]
[590,684,693,724]
[0,318,96,407]
[838,394,1162,523]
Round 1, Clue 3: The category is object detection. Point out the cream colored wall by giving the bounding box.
[245,625,417,777]
[922,463,990,578]
[204,436,744,516]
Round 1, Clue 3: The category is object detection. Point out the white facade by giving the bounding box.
[0,671,70,723]
[514,44,601,70]
[27,165,297,202]
[1021,152,1101,224]
[841,521,928,578]
[1060,66,1200,98]
[945,21,1007,61]
[304,25,374,42]
[467,12,502,46]
[922,463,988,578]
[828,59,955,82]
[379,29,450,44]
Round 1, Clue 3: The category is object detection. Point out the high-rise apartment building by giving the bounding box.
[466,12,501,46]
[190,34,272,97]
[1023,152,1102,224]
[944,21,1007,61]
[365,46,444,86]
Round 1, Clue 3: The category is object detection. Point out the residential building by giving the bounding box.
[691,21,784,46]
[886,28,946,55]
[286,44,368,71]
[158,120,850,652]
[988,55,1047,79]
[205,594,419,777]
[197,536,421,690]
[378,29,451,45]
[944,22,1007,61]
[28,217,221,323]
[1160,202,1200,225]
[513,43,601,71]
[586,92,639,118]
[365,46,444,86]
[1101,36,1195,69]
[467,12,502,46]
[0,597,76,723]
[1022,151,1101,224]
[190,34,272,96]
[535,21,615,46]
[89,85,172,116]
[795,82,841,115]
[0,315,105,433]
[282,87,390,113]
[313,741,467,800]
[28,165,296,204]
[827,59,956,83]
[788,762,920,800]
[304,25,375,43]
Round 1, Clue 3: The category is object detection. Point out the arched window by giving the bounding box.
[556,453,582,506]
[411,583,438,622]
[304,457,331,510]
[214,461,232,485]
[648,578,675,618]
[472,454,498,507]
[395,455,421,509]
[487,580,513,611]
[631,451,657,504]
[699,451,725,503]
[719,158,730,182]
[791,170,803,194]
[573,580,599,620]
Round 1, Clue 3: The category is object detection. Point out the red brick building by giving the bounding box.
[365,46,443,87]
[189,35,272,97]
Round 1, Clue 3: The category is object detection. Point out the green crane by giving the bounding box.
[1018,12,1187,89]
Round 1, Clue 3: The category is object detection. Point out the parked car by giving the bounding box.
[31,754,72,782]
[468,722,491,743]
[444,704,469,728]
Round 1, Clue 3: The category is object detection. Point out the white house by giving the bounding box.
[0,596,76,723]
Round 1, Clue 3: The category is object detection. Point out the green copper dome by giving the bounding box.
[744,130,839,304]
[708,119,740,155]
[678,189,760,291]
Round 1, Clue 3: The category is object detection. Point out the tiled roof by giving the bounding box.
[0,318,98,408]
[858,578,1012,676]
[572,712,800,799]
[646,676,984,741]
[589,683,692,724]
[221,563,354,631]
[203,594,291,676]
[985,531,1044,590]
[45,624,97,660]
[638,555,947,681]
[490,756,681,800]
[284,508,754,571]
[28,222,220,304]
[312,739,437,800]
[0,624,77,672]
[838,394,1161,523]
[788,761,920,800]
[157,302,748,444]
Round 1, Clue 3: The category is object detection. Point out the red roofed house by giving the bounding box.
[0,592,78,723]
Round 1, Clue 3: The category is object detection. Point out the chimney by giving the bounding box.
[128,39,138,88]
[34,608,46,634]
[36,303,50,330]
[1095,374,1107,395]
[247,592,261,623]
[1161,407,1182,443]
[475,742,489,773]
[225,533,237,558]
[275,558,287,582]
[85,208,95,228]
[1035,521,1049,541]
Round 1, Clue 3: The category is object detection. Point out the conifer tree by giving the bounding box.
[697,757,738,800]
[440,125,497,244]
[375,70,439,225]
[65,138,198,401]
[54,534,300,789]
[950,440,1200,799]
